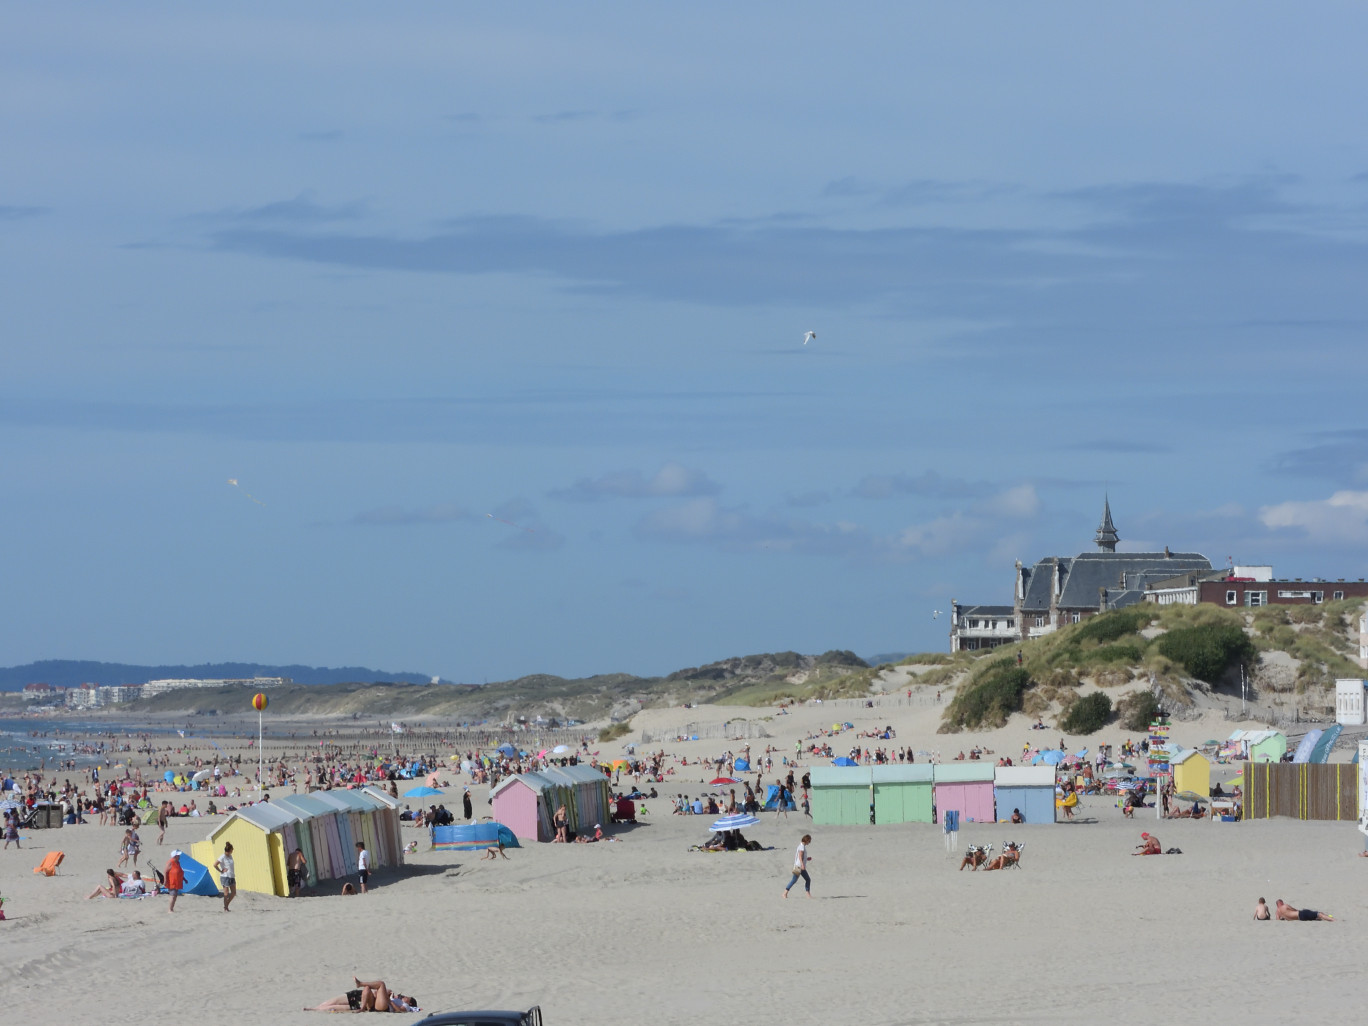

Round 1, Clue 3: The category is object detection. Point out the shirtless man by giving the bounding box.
[1275,899,1333,921]
[1133,832,1161,855]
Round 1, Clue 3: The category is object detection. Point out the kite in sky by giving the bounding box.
[486,512,535,533]
[803,331,816,345]
[228,478,265,505]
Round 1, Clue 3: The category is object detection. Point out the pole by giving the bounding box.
[258,709,263,788]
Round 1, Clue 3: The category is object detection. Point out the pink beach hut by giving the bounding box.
[491,772,559,842]
[933,763,996,824]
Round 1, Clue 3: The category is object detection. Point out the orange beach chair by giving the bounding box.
[33,851,64,876]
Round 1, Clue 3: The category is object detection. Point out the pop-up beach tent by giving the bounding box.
[870,764,934,824]
[175,851,221,897]
[934,763,996,824]
[763,785,797,811]
[993,766,1057,824]
[431,822,519,851]
[808,766,872,825]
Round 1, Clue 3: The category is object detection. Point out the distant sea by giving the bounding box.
[0,718,231,772]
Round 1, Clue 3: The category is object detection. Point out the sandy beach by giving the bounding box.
[2,694,1362,1025]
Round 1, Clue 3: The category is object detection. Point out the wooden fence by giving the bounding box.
[1242,761,1359,821]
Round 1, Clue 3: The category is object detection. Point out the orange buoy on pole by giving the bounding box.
[252,694,268,785]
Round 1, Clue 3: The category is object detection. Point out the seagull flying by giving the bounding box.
[802,331,817,345]
[932,610,942,620]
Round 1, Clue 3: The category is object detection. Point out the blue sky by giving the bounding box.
[4,5,1368,682]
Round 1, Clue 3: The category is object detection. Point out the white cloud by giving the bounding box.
[1258,490,1368,543]
[551,462,720,501]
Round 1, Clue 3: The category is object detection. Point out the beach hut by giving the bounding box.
[870,764,934,824]
[491,766,613,842]
[808,766,873,825]
[309,789,402,870]
[1170,749,1211,797]
[273,793,350,885]
[189,802,300,897]
[361,786,405,865]
[1225,729,1286,764]
[993,766,1057,824]
[934,763,996,824]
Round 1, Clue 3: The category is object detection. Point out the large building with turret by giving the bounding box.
[949,500,1211,652]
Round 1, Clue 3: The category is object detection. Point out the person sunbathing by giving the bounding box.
[304,978,419,1013]
[959,846,988,871]
[86,868,127,899]
[1133,832,1161,855]
[1275,899,1333,922]
[982,843,1021,871]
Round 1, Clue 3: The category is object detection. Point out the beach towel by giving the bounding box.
[32,851,64,876]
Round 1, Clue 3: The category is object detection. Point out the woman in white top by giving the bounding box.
[784,834,813,898]
[214,842,237,912]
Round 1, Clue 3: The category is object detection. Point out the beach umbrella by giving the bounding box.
[192,770,212,782]
[552,745,570,754]
[403,786,443,798]
[537,750,548,759]
[710,814,761,831]
[1175,790,1210,804]
[1074,749,1089,758]
[1040,750,1067,766]
[710,777,740,785]
[495,743,517,757]
[609,758,632,771]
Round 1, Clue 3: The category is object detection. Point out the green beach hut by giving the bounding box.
[870,764,934,823]
[809,766,873,825]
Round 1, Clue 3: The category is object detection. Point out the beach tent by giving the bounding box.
[189,801,300,897]
[763,785,797,811]
[934,763,996,824]
[734,758,751,772]
[176,852,221,897]
[832,756,859,767]
[870,764,934,824]
[808,766,872,826]
[1170,749,1211,798]
[993,766,1057,824]
[431,822,519,851]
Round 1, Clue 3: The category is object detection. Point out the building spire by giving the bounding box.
[1095,496,1119,552]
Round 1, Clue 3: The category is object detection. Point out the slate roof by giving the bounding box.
[1017,552,1211,611]
[958,604,1015,617]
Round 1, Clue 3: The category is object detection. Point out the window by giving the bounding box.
[1334,591,1344,600]
[1070,612,1081,624]
[1035,616,1044,627]
[1314,592,1324,604]
[1226,590,1237,605]
[1245,591,1266,607]
[1006,619,1015,629]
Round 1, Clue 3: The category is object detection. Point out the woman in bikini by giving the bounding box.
[304,978,418,1013]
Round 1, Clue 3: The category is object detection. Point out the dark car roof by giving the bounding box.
[413,1013,529,1026]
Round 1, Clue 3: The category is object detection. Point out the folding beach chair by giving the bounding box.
[33,851,64,876]
[1000,842,1024,869]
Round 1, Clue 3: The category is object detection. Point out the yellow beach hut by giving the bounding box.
[189,802,300,897]
[1171,748,1211,797]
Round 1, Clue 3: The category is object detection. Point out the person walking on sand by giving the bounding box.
[356,841,370,894]
[164,850,185,913]
[156,801,168,845]
[784,833,813,898]
[2,808,19,849]
[214,842,237,912]
[462,787,473,821]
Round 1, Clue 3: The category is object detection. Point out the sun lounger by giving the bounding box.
[33,851,64,876]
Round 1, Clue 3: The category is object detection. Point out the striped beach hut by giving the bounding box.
[273,793,350,884]
[870,764,934,823]
[808,766,873,825]
[993,766,1057,824]
[934,763,996,824]
[310,790,402,870]
[189,801,300,897]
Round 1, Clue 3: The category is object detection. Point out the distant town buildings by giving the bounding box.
[18,676,289,708]
[947,499,1368,653]
[949,500,1211,652]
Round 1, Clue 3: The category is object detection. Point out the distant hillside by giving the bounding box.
[0,660,439,691]
[0,650,873,723]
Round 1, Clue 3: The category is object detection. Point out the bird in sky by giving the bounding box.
[802,331,817,345]
[932,610,942,619]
